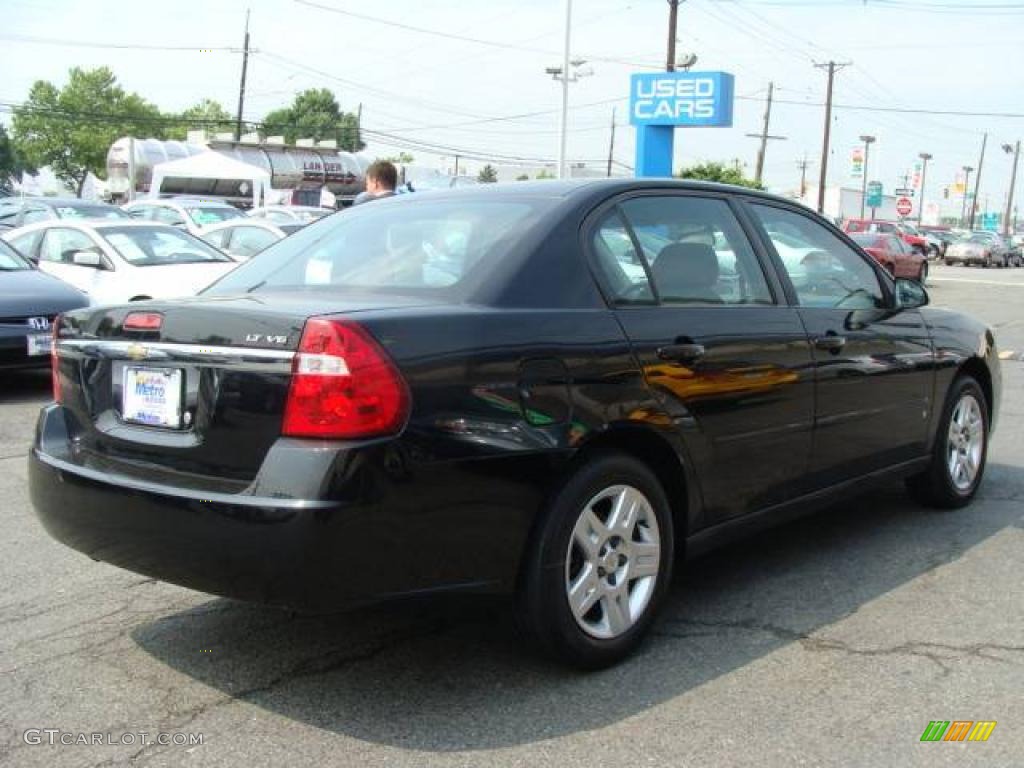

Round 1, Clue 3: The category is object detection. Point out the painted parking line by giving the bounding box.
[929,277,1024,288]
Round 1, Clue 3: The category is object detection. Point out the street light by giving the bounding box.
[1002,141,1020,236]
[961,165,974,228]
[547,0,593,180]
[858,135,876,219]
[917,152,932,225]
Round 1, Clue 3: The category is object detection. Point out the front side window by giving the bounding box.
[229,227,278,259]
[39,229,102,264]
[750,204,885,310]
[101,226,231,266]
[591,195,774,306]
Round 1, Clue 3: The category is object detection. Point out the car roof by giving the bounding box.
[202,219,283,234]
[4,219,185,236]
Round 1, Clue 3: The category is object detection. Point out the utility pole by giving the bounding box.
[797,155,814,199]
[355,103,363,151]
[745,82,786,185]
[606,107,616,177]
[814,61,851,214]
[235,9,251,141]
[917,152,932,225]
[858,135,875,219]
[557,0,573,179]
[666,0,681,71]
[960,165,974,228]
[1002,141,1019,236]
[968,132,987,230]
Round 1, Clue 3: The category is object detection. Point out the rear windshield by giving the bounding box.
[56,205,129,220]
[186,206,244,226]
[102,226,233,266]
[206,198,538,296]
[849,233,884,247]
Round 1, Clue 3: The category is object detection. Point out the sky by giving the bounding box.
[2,0,1023,218]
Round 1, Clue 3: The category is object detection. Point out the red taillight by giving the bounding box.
[124,311,163,331]
[51,315,61,403]
[282,318,409,439]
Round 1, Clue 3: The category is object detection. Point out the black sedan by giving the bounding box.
[30,180,1000,668]
[1,239,88,370]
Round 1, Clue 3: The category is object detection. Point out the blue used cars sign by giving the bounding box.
[629,71,735,127]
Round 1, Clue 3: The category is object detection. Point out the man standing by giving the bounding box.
[353,160,399,205]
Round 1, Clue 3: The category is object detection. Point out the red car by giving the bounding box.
[843,219,929,256]
[848,232,928,283]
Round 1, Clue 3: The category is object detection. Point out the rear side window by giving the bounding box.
[591,195,773,306]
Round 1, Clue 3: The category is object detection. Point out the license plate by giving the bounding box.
[26,333,52,356]
[122,367,184,428]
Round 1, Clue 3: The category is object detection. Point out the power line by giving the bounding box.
[0,33,240,52]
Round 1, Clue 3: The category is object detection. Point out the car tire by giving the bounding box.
[906,375,989,509]
[917,261,928,285]
[515,452,675,669]
[944,259,955,267]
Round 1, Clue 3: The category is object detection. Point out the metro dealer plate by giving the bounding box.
[26,334,52,356]
[122,367,184,428]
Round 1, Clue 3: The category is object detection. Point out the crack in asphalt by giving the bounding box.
[655,617,1024,676]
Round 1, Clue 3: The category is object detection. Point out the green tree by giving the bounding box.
[535,168,555,180]
[515,173,529,181]
[382,152,415,164]
[0,123,33,193]
[165,98,234,140]
[676,161,763,190]
[262,89,363,151]
[477,164,498,183]
[12,67,163,197]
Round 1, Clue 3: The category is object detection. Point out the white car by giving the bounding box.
[200,219,302,261]
[122,198,245,237]
[248,205,332,224]
[3,220,238,305]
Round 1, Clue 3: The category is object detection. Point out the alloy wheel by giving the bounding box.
[947,393,985,492]
[564,484,661,639]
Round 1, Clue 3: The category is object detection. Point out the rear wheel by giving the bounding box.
[516,453,674,668]
[906,376,988,508]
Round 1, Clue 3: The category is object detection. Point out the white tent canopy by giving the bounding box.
[149,151,271,207]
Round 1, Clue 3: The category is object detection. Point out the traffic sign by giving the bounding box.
[896,197,913,217]
[980,212,1000,232]
[894,188,914,197]
[866,181,883,209]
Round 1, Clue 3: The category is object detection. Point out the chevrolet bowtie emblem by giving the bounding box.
[125,343,148,361]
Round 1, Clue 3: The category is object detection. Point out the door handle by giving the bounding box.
[657,343,705,362]
[814,334,847,352]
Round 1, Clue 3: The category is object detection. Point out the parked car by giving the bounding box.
[944,231,1011,268]
[0,238,88,370]
[122,198,244,237]
[999,234,1023,267]
[847,232,928,282]
[0,197,130,232]
[918,225,955,257]
[32,180,1000,668]
[842,219,929,256]
[248,205,332,224]
[200,219,303,261]
[3,220,237,305]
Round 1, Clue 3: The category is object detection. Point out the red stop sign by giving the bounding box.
[896,197,913,217]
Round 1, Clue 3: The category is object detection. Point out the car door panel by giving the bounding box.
[745,201,935,487]
[589,193,815,525]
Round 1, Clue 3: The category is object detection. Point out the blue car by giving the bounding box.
[0,239,87,371]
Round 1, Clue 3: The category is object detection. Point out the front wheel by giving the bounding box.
[906,376,989,508]
[516,453,674,668]
[917,261,929,285]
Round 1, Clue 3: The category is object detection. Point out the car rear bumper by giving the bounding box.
[29,405,537,611]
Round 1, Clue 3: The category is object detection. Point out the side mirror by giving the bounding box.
[71,251,103,268]
[895,277,929,309]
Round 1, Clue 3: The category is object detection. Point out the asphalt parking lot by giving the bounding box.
[1,263,1021,768]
